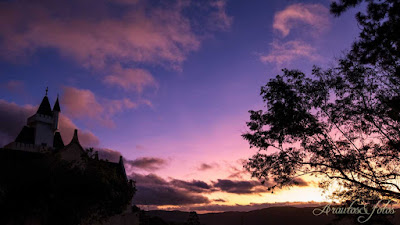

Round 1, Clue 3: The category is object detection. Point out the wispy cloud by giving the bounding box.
[208,0,233,31]
[273,3,330,37]
[125,157,168,171]
[260,3,330,66]
[2,80,25,93]
[260,40,320,65]
[103,64,157,93]
[198,162,219,171]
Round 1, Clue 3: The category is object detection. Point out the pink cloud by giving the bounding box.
[273,3,330,37]
[61,87,104,119]
[0,0,232,92]
[2,80,25,93]
[104,64,157,93]
[58,114,100,147]
[260,40,320,65]
[0,1,199,68]
[104,98,138,115]
[61,86,142,127]
[208,0,233,31]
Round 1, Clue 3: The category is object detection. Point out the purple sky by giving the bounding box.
[0,0,362,212]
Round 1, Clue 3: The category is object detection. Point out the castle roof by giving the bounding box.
[53,132,64,149]
[53,97,61,112]
[15,126,35,144]
[58,129,85,162]
[36,96,53,116]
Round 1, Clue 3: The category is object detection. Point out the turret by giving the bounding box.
[27,88,54,147]
[52,95,60,131]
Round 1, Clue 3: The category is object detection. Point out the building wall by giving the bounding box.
[4,142,37,152]
[34,121,54,147]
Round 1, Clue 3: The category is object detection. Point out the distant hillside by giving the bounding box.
[147,206,400,225]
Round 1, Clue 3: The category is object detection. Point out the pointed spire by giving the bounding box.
[53,95,61,112]
[45,87,48,96]
[53,131,64,149]
[37,95,52,116]
[71,129,79,143]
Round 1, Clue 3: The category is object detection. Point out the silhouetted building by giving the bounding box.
[2,89,127,181]
[4,88,63,152]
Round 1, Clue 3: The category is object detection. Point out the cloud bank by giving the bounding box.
[0,0,232,93]
[129,173,310,206]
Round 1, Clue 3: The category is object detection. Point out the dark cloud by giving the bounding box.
[213,198,226,203]
[128,172,310,206]
[198,163,217,171]
[0,99,35,146]
[290,178,309,187]
[213,178,310,194]
[213,179,270,194]
[125,157,167,171]
[91,148,167,174]
[94,148,122,162]
[134,185,210,206]
[178,201,326,212]
[132,173,169,186]
[130,173,210,206]
[170,179,213,193]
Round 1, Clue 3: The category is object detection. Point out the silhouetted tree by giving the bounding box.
[185,211,200,225]
[331,0,400,77]
[243,0,400,202]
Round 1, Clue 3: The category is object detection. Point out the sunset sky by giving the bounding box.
[0,0,362,212]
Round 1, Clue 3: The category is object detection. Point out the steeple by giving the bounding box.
[36,88,52,116]
[53,95,61,112]
[36,95,52,116]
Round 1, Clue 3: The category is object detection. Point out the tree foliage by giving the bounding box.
[185,211,201,225]
[243,0,400,201]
